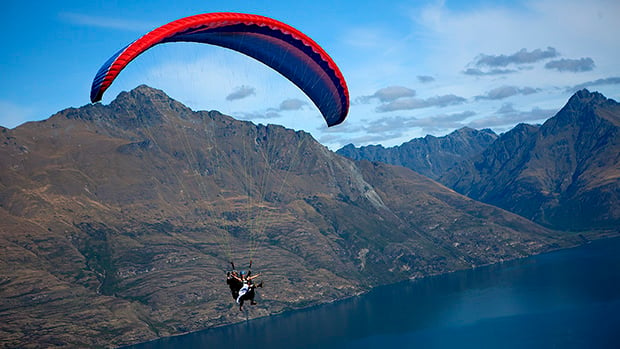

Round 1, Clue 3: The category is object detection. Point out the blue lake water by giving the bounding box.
[129,237,620,348]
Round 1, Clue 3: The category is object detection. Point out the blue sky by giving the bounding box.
[2,0,619,149]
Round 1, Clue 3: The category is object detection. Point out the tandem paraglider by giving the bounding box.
[89,12,349,310]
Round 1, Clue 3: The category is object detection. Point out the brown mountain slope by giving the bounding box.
[0,86,577,347]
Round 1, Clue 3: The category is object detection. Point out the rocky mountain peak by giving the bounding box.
[567,88,608,107]
[559,89,620,125]
[51,85,197,130]
[108,85,195,126]
[112,85,176,106]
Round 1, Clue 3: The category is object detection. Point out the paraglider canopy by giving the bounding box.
[90,12,349,126]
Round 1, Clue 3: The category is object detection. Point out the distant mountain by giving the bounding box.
[440,89,620,231]
[337,127,497,180]
[0,86,578,347]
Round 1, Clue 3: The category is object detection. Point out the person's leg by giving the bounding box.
[250,288,257,305]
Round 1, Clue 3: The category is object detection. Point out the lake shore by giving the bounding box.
[123,231,620,348]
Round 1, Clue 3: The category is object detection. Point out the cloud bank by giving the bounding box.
[473,47,559,67]
[376,94,466,112]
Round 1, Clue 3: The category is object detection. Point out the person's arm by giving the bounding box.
[248,273,261,280]
[231,274,243,282]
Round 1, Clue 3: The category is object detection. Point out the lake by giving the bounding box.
[128,237,620,348]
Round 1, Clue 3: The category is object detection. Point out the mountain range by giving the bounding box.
[0,86,592,347]
[338,127,498,180]
[338,89,620,232]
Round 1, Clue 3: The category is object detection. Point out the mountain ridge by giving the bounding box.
[337,127,498,180]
